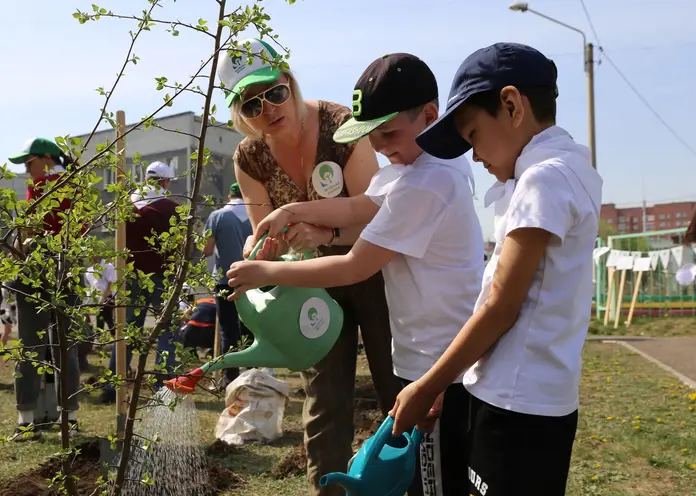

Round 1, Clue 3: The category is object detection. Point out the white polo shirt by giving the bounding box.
[361,152,485,383]
[463,126,603,417]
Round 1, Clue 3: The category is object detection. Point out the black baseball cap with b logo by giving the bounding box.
[333,53,439,144]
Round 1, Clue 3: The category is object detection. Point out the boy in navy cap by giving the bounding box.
[226,53,485,495]
[390,43,603,495]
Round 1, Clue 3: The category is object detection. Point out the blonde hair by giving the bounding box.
[230,70,307,139]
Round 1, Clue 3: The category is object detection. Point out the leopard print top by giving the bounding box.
[234,101,357,256]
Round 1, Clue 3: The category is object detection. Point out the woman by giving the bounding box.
[218,38,401,495]
[6,138,82,440]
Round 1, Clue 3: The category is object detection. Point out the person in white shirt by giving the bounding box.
[390,43,603,496]
[83,257,117,371]
[225,53,484,496]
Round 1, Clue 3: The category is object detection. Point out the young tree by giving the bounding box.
[0,0,293,494]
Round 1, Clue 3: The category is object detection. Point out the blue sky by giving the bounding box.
[1,0,695,239]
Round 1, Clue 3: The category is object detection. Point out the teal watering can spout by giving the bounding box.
[320,416,423,496]
[165,229,344,395]
[319,472,363,495]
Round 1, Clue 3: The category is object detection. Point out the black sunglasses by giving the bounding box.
[240,83,292,119]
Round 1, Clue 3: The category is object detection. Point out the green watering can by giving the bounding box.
[165,229,344,394]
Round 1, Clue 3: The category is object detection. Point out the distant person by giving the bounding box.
[202,182,253,387]
[0,286,17,346]
[82,256,117,371]
[6,137,82,440]
[178,295,217,357]
[100,161,180,403]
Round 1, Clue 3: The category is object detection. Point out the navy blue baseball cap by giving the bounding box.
[416,42,558,159]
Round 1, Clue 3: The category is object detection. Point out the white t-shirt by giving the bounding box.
[84,260,117,304]
[361,152,484,382]
[463,126,603,417]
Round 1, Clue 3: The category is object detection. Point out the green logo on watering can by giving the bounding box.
[311,161,343,198]
[300,297,330,339]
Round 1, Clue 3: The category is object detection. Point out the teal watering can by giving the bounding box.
[164,229,344,394]
[320,416,423,496]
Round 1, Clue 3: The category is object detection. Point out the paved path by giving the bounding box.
[588,335,696,389]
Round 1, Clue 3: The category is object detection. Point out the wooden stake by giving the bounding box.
[604,267,615,326]
[213,312,221,380]
[115,110,128,440]
[626,271,643,327]
[613,269,628,329]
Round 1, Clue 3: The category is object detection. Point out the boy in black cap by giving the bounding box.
[390,43,603,495]
[225,53,485,495]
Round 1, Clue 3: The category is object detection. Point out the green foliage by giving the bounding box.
[2,0,295,494]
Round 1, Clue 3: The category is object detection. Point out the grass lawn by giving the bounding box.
[0,342,694,495]
[588,316,696,337]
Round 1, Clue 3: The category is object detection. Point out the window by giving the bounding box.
[659,214,665,219]
[618,216,626,222]
[659,221,666,228]
[647,214,655,221]
[607,218,613,224]
[632,217,638,224]
[676,212,682,218]
[169,157,179,176]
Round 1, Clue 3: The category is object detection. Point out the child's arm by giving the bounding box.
[256,195,379,240]
[226,238,396,297]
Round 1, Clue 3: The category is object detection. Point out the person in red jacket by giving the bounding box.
[100,161,180,403]
[6,137,82,440]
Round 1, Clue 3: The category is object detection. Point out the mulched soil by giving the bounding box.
[0,439,242,496]
[271,377,386,480]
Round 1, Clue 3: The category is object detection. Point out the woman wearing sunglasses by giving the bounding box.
[218,38,400,496]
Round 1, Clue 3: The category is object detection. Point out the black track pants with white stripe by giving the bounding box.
[398,377,471,496]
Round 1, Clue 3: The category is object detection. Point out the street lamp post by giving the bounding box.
[509,2,597,171]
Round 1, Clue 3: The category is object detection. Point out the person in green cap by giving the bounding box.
[218,38,400,495]
[6,137,81,441]
[201,181,253,386]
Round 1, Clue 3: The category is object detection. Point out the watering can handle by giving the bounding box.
[364,415,398,462]
[248,225,314,261]
[409,427,424,447]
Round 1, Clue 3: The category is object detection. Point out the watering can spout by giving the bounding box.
[319,472,362,494]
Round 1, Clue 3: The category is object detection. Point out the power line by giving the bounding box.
[579,0,696,159]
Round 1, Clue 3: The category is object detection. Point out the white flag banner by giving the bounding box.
[649,251,660,270]
[593,246,611,262]
[671,246,686,267]
[633,257,652,272]
[658,249,672,269]
[616,255,635,271]
[631,251,643,259]
[606,250,620,268]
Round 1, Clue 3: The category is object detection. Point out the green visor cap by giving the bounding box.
[8,137,62,164]
[332,112,398,144]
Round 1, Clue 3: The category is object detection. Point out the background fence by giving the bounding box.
[594,227,695,321]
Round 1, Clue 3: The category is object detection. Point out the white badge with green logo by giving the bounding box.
[299,297,331,339]
[311,161,344,198]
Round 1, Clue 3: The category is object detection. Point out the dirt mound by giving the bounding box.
[0,440,241,496]
[354,409,384,445]
[271,444,307,479]
[206,439,239,457]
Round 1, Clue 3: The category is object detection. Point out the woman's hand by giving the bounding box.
[242,235,288,261]
[226,260,275,300]
[389,379,442,436]
[256,206,295,239]
[281,222,333,253]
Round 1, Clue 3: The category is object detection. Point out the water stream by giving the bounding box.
[120,388,210,496]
